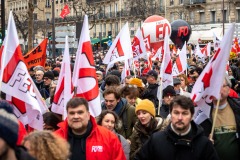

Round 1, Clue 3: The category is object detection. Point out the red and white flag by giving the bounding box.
[60,4,70,19]
[200,42,211,57]
[121,59,130,83]
[52,36,73,119]
[132,28,147,60]
[159,32,173,89]
[195,43,205,63]
[0,11,48,130]
[103,23,133,73]
[191,24,235,124]
[72,15,101,117]
[172,42,187,76]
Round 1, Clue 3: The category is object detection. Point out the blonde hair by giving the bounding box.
[23,131,70,160]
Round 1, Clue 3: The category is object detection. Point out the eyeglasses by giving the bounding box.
[128,84,138,88]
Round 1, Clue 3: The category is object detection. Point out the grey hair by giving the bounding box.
[225,73,232,88]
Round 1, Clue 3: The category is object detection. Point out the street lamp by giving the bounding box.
[51,0,56,59]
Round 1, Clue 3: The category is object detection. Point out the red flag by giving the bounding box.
[0,11,48,130]
[52,36,73,119]
[172,43,187,76]
[60,4,70,19]
[191,24,235,124]
[72,15,101,117]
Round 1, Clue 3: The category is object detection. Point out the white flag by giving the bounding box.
[191,24,235,124]
[103,23,133,73]
[0,11,48,130]
[72,15,101,117]
[52,36,73,119]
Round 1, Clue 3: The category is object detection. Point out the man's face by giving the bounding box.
[213,80,230,104]
[163,95,175,105]
[67,105,90,135]
[35,70,44,82]
[0,138,8,158]
[126,95,137,106]
[96,74,103,81]
[43,77,52,86]
[146,76,156,84]
[118,66,124,72]
[104,93,120,111]
[171,105,192,133]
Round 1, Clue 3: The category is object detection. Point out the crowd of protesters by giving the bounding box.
[0,45,240,160]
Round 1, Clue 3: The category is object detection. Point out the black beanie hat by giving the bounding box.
[0,109,19,148]
[43,71,54,80]
[163,85,176,97]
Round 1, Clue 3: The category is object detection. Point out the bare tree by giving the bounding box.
[28,0,34,51]
[13,12,29,53]
[126,0,161,21]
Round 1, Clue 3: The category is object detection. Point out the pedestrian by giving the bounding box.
[130,99,167,160]
[0,109,35,160]
[135,95,219,160]
[97,110,130,160]
[23,131,70,160]
[102,86,136,139]
[55,97,126,160]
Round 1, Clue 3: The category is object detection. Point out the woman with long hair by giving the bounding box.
[97,110,130,160]
[130,99,168,160]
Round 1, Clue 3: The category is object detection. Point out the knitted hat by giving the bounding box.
[52,70,59,78]
[163,85,176,97]
[0,109,19,148]
[43,71,54,80]
[135,99,156,117]
[129,78,144,88]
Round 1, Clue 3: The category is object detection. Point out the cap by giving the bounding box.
[146,70,158,79]
[173,78,181,86]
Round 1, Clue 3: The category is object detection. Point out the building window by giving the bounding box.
[179,0,183,4]
[210,11,216,23]
[170,0,174,6]
[115,22,118,36]
[170,12,174,22]
[131,22,135,35]
[237,10,240,22]
[109,23,112,32]
[138,21,141,27]
[103,24,106,37]
[222,10,227,22]
[190,11,194,23]
[199,12,205,23]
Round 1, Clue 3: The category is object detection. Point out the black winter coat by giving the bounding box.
[135,121,219,160]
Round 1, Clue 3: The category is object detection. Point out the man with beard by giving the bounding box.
[0,109,35,160]
[135,96,219,160]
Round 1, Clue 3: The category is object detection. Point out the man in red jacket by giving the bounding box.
[55,97,126,160]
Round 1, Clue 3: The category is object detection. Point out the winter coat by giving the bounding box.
[102,98,137,139]
[130,117,167,160]
[15,146,36,160]
[135,121,219,160]
[55,116,126,160]
[142,83,159,109]
[114,130,130,160]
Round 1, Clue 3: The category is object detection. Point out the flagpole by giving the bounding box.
[209,98,220,140]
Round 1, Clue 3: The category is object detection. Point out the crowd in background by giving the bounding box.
[1,45,240,160]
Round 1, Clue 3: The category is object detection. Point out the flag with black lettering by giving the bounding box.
[23,38,48,69]
[0,11,48,130]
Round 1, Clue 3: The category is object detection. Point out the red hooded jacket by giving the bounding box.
[55,116,126,160]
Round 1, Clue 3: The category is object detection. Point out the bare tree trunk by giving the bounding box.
[28,0,34,51]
